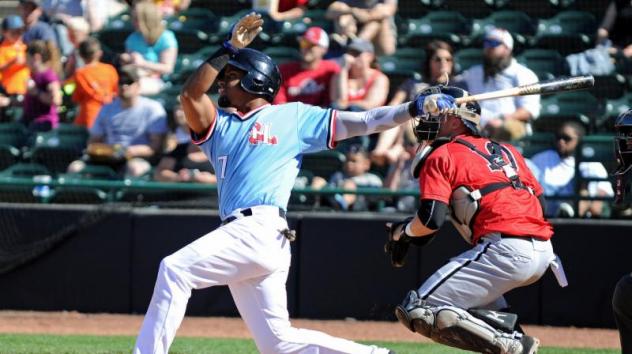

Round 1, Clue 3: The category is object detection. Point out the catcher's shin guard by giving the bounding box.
[394,290,533,354]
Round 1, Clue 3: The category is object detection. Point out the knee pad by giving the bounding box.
[397,296,524,354]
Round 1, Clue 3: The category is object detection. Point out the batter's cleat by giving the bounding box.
[520,335,540,354]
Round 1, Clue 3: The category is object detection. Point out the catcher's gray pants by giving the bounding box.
[418,232,557,310]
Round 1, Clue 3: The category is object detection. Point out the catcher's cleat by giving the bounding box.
[520,335,540,354]
[395,304,414,332]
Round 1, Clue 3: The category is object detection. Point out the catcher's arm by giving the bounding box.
[384,200,448,267]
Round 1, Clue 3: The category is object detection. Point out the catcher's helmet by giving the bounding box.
[413,86,481,141]
[615,109,632,175]
[226,48,281,102]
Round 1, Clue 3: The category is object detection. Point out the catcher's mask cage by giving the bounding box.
[412,86,482,142]
[615,109,632,176]
[219,48,282,102]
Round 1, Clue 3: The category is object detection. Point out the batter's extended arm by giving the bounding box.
[334,93,455,140]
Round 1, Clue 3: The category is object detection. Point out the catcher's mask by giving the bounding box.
[615,109,632,176]
[412,86,481,141]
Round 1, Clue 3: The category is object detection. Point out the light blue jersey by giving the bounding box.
[194,102,336,219]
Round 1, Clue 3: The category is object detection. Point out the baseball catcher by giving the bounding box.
[385,86,568,354]
[612,110,632,354]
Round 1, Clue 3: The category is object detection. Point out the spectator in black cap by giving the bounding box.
[67,65,168,178]
[18,0,57,45]
[330,38,388,112]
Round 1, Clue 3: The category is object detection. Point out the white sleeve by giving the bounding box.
[334,103,412,141]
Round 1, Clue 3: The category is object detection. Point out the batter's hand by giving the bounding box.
[229,12,264,49]
[412,93,456,116]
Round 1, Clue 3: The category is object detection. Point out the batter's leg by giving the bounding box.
[229,268,391,354]
[613,272,632,354]
[134,227,251,354]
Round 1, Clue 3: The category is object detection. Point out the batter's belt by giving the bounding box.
[221,207,286,225]
[221,207,295,241]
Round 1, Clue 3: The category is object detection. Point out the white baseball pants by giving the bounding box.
[418,232,557,310]
[134,205,390,354]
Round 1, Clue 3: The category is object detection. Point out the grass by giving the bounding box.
[0,334,619,354]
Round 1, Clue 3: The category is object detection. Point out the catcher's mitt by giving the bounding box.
[384,217,436,268]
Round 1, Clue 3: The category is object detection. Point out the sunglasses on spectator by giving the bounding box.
[556,133,576,142]
[483,39,503,48]
[119,79,136,86]
[432,56,453,63]
[347,49,362,57]
[299,39,316,50]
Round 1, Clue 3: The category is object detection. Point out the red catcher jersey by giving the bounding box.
[419,134,553,243]
[274,60,340,107]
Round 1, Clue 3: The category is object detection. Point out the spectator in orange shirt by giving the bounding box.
[0,15,30,95]
[70,38,119,128]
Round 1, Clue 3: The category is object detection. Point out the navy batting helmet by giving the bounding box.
[413,85,481,141]
[226,48,281,102]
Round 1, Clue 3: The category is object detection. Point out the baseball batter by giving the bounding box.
[384,86,567,354]
[134,13,432,354]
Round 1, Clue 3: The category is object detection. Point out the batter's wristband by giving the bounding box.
[222,40,239,56]
[205,43,234,72]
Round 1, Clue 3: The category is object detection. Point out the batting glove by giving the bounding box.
[411,93,456,117]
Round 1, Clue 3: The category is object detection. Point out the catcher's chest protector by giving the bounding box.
[448,139,534,244]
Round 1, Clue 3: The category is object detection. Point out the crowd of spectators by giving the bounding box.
[0,0,629,216]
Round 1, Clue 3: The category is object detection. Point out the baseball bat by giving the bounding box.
[454,75,595,104]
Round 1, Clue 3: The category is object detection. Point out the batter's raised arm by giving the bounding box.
[180,12,263,134]
[334,93,455,140]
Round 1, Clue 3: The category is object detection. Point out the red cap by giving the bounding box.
[301,27,329,48]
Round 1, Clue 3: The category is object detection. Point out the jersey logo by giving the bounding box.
[249,122,278,145]
[288,78,324,97]
[483,142,518,172]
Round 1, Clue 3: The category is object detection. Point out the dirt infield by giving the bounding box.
[0,311,620,349]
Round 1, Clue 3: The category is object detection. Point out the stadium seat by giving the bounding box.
[190,0,250,16]
[590,74,627,100]
[511,132,554,158]
[27,131,86,174]
[397,0,434,18]
[263,46,301,65]
[0,122,28,148]
[398,11,471,49]
[505,0,561,18]
[0,163,51,203]
[601,93,632,132]
[56,124,89,141]
[535,91,603,133]
[533,11,597,55]
[447,0,495,18]
[168,13,217,35]
[377,54,422,101]
[0,145,19,172]
[60,164,119,180]
[169,46,219,85]
[96,26,133,54]
[172,28,214,54]
[301,150,345,179]
[515,49,569,81]
[454,48,483,74]
[580,134,616,171]
[470,11,536,53]
[274,10,333,46]
[49,186,108,204]
[288,169,317,211]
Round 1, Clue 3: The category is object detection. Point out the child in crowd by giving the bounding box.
[312,145,383,210]
[70,37,118,128]
[22,40,61,132]
[0,15,29,96]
